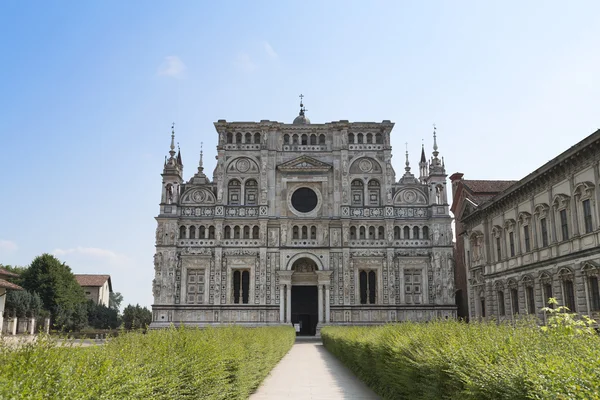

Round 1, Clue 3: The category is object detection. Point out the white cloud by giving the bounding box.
[235,52,257,72]
[263,41,278,59]
[0,240,18,253]
[53,247,129,265]
[157,56,186,78]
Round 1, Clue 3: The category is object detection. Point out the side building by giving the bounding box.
[453,129,600,321]
[151,104,455,332]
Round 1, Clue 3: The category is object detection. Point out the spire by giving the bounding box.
[299,94,305,116]
[293,94,311,124]
[432,124,439,158]
[189,141,209,184]
[169,122,176,158]
[198,142,204,173]
[429,124,445,175]
[404,142,411,173]
[420,142,427,164]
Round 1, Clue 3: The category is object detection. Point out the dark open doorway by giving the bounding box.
[291,286,318,336]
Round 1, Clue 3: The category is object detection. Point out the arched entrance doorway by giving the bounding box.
[291,258,318,336]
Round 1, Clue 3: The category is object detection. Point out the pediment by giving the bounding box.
[180,188,216,205]
[393,188,427,205]
[277,156,332,172]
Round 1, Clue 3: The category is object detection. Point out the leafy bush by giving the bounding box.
[86,301,120,329]
[0,325,295,399]
[122,304,152,330]
[4,290,43,318]
[322,321,600,399]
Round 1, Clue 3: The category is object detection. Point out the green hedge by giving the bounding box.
[0,325,295,399]
[322,321,600,400]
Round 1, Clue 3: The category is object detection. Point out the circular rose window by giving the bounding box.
[291,188,318,213]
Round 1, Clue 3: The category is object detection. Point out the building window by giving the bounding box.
[189,226,196,239]
[375,133,382,144]
[359,226,366,240]
[497,291,505,316]
[208,226,215,239]
[496,237,502,261]
[368,180,380,206]
[509,232,515,257]
[394,226,401,240]
[542,278,553,308]
[234,226,241,239]
[583,199,593,234]
[252,226,259,239]
[560,209,569,241]
[224,226,231,239]
[292,226,299,239]
[245,179,258,205]
[359,270,376,304]
[179,226,187,239]
[523,225,531,252]
[235,132,242,144]
[563,279,576,312]
[378,226,385,239]
[357,133,364,144]
[292,134,299,144]
[351,180,364,206]
[510,287,519,314]
[526,285,535,314]
[589,275,600,311]
[310,226,317,240]
[413,226,420,239]
[245,132,252,144]
[301,226,308,239]
[284,134,290,144]
[480,298,486,318]
[350,226,357,240]
[423,226,429,239]
[186,269,205,304]
[227,132,233,144]
[310,134,317,145]
[540,218,549,247]
[233,270,250,304]
[348,133,354,144]
[301,134,308,145]
[228,179,241,205]
[403,226,410,239]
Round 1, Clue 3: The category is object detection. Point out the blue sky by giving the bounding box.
[1,1,598,308]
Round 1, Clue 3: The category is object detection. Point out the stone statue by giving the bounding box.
[332,230,339,246]
[166,185,174,204]
[323,228,329,245]
[281,226,287,244]
[155,225,163,245]
[387,230,394,242]
[217,186,223,201]
[387,189,393,203]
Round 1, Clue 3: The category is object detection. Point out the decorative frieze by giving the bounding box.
[180,206,268,218]
[341,206,429,218]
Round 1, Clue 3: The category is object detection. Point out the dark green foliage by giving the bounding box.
[19,254,87,314]
[0,325,295,399]
[322,321,600,400]
[4,290,42,318]
[52,303,88,332]
[108,291,123,311]
[86,301,120,329]
[122,304,152,330]
[0,264,27,286]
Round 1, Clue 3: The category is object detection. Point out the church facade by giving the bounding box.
[150,104,455,332]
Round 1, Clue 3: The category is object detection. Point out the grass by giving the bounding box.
[322,320,600,400]
[0,325,295,400]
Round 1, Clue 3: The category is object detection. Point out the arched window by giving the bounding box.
[245,179,258,206]
[224,226,231,239]
[244,132,252,144]
[357,133,364,144]
[522,276,535,314]
[366,133,373,143]
[235,132,242,144]
[284,134,290,145]
[394,226,401,240]
[208,226,215,239]
[292,226,299,240]
[292,134,299,144]
[319,134,325,144]
[301,226,308,239]
[351,180,364,206]
[403,226,410,239]
[497,289,506,316]
[310,226,317,240]
[559,268,576,312]
[179,226,187,239]
[234,226,241,239]
[227,132,233,144]
[254,132,261,144]
[378,226,385,239]
[243,226,250,239]
[310,134,317,145]
[301,134,308,145]
[252,226,259,239]
[199,226,205,239]
[423,226,429,240]
[413,226,420,239]
[375,133,382,144]
[228,179,241,205]
[368,180,380,206]
[508,280,519,315]
[359,226,366,240]
[350,226,357,239]
[368,226,375,239]
[348,133,355,144]
[189,226,196,239]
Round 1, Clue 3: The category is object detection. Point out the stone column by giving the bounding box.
[325,285,331,323]
[29,318,36,335]
[286,284,292,323]
[10,317,17,335]
[0,313,3,337]
[279,285,285,322]
[318,284,323,323]
[44,317,51,334]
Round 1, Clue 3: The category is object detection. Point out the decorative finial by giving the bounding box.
[432,124,439,157]
[199,142,204,171]
[405,142,411,172]
[169,123,176,157]
[298,94,306,116]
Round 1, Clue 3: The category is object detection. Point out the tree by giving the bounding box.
[0,264,27,286]
[19,254,88,330]
[109,292,123,311]
[122,304,152,330]
[86,301,120,329]
[5,290,43,318]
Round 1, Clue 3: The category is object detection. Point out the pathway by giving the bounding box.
[250,338,380,400]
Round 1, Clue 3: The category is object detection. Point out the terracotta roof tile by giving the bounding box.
[0,279,23,290]
[0,267,19,278]
[463,180,517,194]
[74,274,110,287]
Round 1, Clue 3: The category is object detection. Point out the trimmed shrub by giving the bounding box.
[0,325,295,399]
[322,321,600,400]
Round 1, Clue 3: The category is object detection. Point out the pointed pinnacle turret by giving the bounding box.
[432,124,439,158]
[169,123,176,158]
[404,142,411,173]
[198,142,204,173]
[420,143,427,164]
